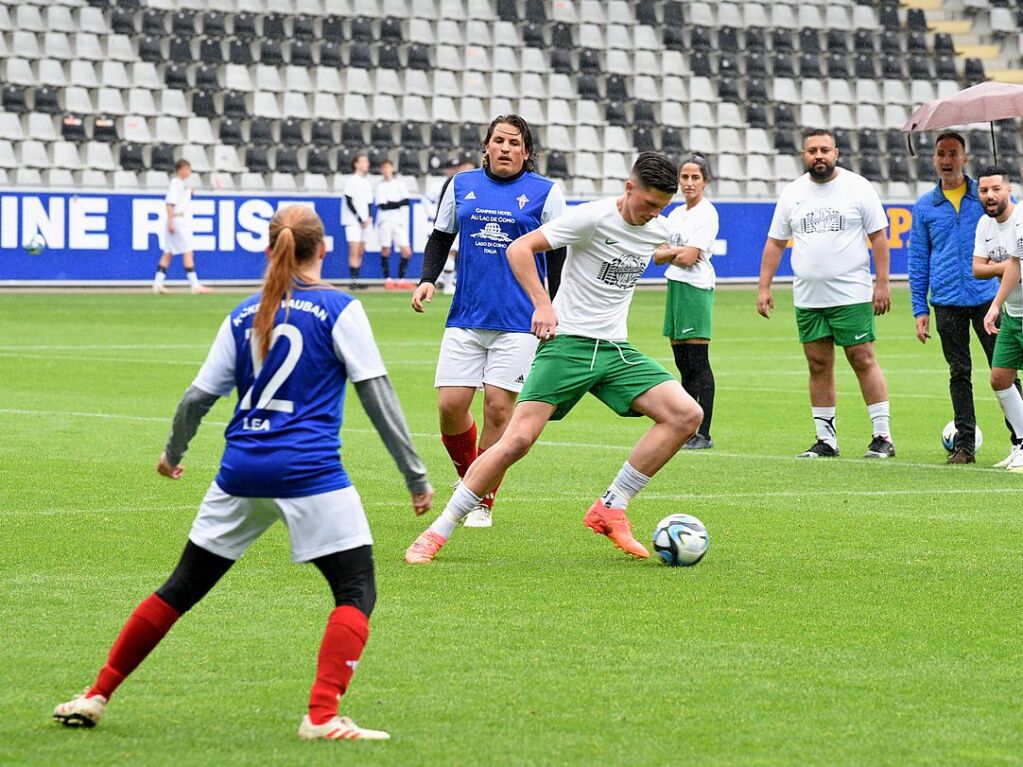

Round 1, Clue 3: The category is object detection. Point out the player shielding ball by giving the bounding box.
[54,206,434,741]
[975,165,1023,471]
[758,129,895,459]
[405,152,703,564]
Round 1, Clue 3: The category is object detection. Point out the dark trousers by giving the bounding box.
[933,302,1022,452]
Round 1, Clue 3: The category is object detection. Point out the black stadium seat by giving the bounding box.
[112,7,137,34]
[343,120,366,148]
[169,36,194,63]
[260,39,284,66]
[220,118,243,145]
[577,74,601,101]
[430,122,453,149]
[192,90,216,118]
[307,148,332,175]
[889,155,912,182]
[799,28,819,52]
[223,90,247,118]
[401,122,425,149]
[350,16,374,43]
[380,17,402,43]
[275,148,300,174]
[745,28,767,52]
[827,54,849,79]
[320,42,342,68]
[93,116,119,143]
[772,29,794,52]
[855,54,877,79]
[290,39,313,67]
[139,35,163,63]
[398,148,422,176]
[633,127,656,152]
[151,144,176,172]
[311,119,336,147]
[522,22,545,47]
[827,30,849,53]
[746,103,769,129]
[203,11,226,37]
[34,86,60,114]
[62,114,87,142]
[245,147,270,173]
[293,15,315,41]
[230,39,253,65]
[859,155,884,182]
[371,120,395,148]
[120,143,144,171]
[718,27,740,53]
[662,126,684,154]
[545,151,568,179]
[201,38,224,64]
[280,118,304,147]
[719,77,740,102]
[690,26,713,52]
[606,75,627,102]
[322,16,344,43]
[378,43,400,69]
[263,13,286,39]
[854,29,876,54]
[633,101,656,126]
[249,118,273,146]
[142,9,166,35]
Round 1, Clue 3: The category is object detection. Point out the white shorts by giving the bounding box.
[376,216,410,249]
[188,482,372,563]
[344,223,366,244]
[434,327,539,392]
[164,220,193,255]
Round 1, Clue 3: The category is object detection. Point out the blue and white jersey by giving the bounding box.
[435,168,565,332]
[190,286,387,498]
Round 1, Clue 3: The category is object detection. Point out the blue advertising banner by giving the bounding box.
[0,190,914,284]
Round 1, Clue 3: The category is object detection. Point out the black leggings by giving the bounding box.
[156,540,376,617]
[672,343,715,439]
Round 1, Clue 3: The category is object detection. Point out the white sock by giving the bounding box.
[428,483,480,539]
[186,268,199,287]
[867,401,890,438]
[812,406,838,449]
[601,461,650,510]
[154,270,166,285]
[996,387,1023,444]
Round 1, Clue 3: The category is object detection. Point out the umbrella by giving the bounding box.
[901,81,1023,162]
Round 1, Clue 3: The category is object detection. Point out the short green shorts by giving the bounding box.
[663,281,714,341]
[992,311,1023,370]
[795,302,876,346]
[518,334,675,421]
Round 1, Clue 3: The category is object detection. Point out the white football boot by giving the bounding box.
[298,715,390,741]
[994,445,1022,469]
[462,503,492,528]
[53,690,107,728]
[1006,448,1023,473]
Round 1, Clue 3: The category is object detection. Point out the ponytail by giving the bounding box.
[254,206,325,362]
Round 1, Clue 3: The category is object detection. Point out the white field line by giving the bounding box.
[2,499,427,516]
[1,407,1012,475]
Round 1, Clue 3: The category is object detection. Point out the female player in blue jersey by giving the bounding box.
[411,114,566,528]
[54,205,434,742]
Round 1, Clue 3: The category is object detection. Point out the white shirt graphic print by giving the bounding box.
[541,197,671,341]
[768,168,889,308]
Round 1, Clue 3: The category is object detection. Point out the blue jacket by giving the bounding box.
[908,176,995,317]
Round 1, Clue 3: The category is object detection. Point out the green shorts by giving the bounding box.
[795,302,876,346]
[663,280,714,341]
[518,334,675,421]
[992,311,1023,370]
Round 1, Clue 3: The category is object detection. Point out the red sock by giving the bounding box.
[476,447,503,510]
[308,605,369,726]
[441,422,478,478]
[88,593,180,700]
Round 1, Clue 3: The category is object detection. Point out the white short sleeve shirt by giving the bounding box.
[663,197,719,290]
[540,197,671,341]
[768,168,889,308]
[975,206,1023,317]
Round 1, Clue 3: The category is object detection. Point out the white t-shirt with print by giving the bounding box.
[663,197,719,290]
[975,205,1023,318]
[540,197,671,341]
[768,168,889,308]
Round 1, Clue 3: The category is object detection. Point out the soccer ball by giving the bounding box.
[23,233,46,255]
[941,420,982,453]
[653,514,709,567]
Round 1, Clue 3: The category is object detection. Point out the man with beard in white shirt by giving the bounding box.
[405,152,703,564]
[758,129,894,460]
[975,165,1023,471]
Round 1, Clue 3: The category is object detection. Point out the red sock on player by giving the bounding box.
[308,606,369,726]
[441,421,478,478]
[476,447,503,510]
[88,593,180,700]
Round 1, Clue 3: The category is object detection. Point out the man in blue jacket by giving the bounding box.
[909,131,1020,464]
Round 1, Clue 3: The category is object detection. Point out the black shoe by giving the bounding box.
[864,435,895,458]
[796,439,839,458]
[946,447,975,464]
[683,434,713,450]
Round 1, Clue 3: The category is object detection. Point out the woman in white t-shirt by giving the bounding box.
[654,154,719,449]
[153,159,212,295]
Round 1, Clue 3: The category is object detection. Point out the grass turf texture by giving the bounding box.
[1,287,1021,766]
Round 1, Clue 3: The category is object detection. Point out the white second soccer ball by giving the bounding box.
[23,233,46,255]
[653,513,709,567]
[942,420,982,453]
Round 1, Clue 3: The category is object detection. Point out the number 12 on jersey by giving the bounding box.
[239,324,304,414]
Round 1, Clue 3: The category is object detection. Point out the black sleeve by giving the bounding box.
[546,247,566,300]
[344,195,363,223]
[419,229,458,286]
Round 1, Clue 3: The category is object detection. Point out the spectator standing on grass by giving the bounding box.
[909,132,1022,465]
[757,129,895,459]
[655,153,719,450]
[342,153,373,289]
[374,159,414,290]
[54,205,433,742]
[153,160,212,295]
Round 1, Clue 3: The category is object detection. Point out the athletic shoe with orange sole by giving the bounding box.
[404,530,447,564]
[298,714,390,741]
[583,501,650,559]
[53,689,107,727]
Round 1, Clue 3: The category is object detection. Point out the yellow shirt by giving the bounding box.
[943,182,966,214]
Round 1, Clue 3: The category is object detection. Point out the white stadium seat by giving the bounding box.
[154,116,185,144]
[122,115,153,144]
[26,113,58,142]
[19,140,51,168]
[84,142,116,171]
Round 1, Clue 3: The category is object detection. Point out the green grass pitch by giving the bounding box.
[1,287,1021,766]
